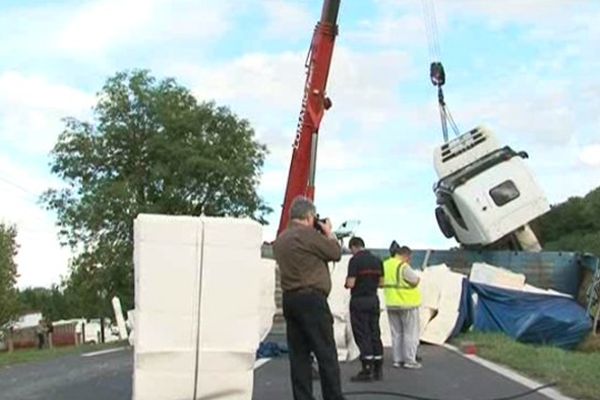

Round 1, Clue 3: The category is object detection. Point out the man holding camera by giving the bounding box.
[273,196,345,400]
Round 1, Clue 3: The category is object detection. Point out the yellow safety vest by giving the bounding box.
[382,257,422,309]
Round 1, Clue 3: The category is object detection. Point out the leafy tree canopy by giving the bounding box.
[537,186,600,256]
[42,70,271,316]
[0,223,20,328]
[18,286,72,322]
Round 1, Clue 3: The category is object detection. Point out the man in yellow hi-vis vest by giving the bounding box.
[383,242,422,369]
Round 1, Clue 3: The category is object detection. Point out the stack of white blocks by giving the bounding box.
[133,214,265,400]
[328,255,361,361]
[418,264,465,345]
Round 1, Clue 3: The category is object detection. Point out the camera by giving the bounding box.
[313,214,328,234]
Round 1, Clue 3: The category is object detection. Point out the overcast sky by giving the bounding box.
[1,0,599,288]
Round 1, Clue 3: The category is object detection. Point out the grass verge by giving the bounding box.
[0,340,128,368]
[453,332,600,400]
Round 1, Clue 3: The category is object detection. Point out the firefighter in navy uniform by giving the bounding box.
[345,237,384,381]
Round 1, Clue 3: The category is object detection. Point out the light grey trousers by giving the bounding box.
[387,308,420,364]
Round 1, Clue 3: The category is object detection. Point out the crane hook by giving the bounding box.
[430,61,445,87]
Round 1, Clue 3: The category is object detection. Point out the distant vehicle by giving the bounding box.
[433,126,550,250]
[85,318,122,343]
[12,312,42,330]
[51,318,121,344]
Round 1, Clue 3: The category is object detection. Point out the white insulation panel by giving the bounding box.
[133,214,266,400]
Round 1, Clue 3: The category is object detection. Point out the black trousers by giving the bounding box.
[37,333,45,350]
[350,295,383,359]
[283,290,345,400]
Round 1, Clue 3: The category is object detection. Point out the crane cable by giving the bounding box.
[421,0,461,142]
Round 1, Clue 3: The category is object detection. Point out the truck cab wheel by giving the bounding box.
[436,207,455,238]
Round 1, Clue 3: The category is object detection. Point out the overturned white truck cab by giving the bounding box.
[433,126,550,250]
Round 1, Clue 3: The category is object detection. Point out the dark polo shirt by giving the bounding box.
[273,221,342,296]
[347,249,383,297]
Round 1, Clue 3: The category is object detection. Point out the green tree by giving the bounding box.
[538,187,600,256]
[42,70,271,316]
[0,223,20,328]
[18,285,72,321]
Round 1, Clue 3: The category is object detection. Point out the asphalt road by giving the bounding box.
[254,344,551,400]
[0,348,132,400]
[0,345,552,400]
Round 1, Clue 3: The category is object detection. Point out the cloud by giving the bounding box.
[0,71,92,111]
[0,156,70,288]
[172,46,415,175]
[260,169,288,195]
[179,51,306,112]
[262,0,314,41]
[0,72,94,154]
[0,72,90,287]
[179,45,415,118]
[69,0,230,53]
[0,4,67,59]
[55,0,156,56]
[449,1,574,22]
[452,84,577,146]
[347,9,429,49]
[580,144,600,167]
[0,0,237,61]
[328,47,415,125]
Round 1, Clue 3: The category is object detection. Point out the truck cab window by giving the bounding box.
[490,180,520,206]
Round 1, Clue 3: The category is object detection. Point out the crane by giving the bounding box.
[276,0,548,252]
[276,0,340,236]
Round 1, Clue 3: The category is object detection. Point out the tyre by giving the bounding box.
[435,207,455,238]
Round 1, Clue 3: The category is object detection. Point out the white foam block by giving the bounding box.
[418,264,465,345]
[136,242,199,314]
[523,284,572,298]
[328,256,352,317]
[135,351,197,400]
[419,307,436,336]
[344,318,361,361]
[419,265,446,309]
[379,295,392,348]
[470,262,525,290]
[259,259,276,341]
[133,214,268,400]
[112,297,128,340]
[437,272,465,313]
[420,311,461,345]
[328,256,354,361]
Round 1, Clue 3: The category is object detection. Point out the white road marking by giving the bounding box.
[253,358,271,370]
[443,344,575,400]
[81,347,127,357]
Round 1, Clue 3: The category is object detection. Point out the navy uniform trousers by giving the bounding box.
[349,295,383,360]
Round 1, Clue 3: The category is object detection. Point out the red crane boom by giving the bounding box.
[276,0,341,235]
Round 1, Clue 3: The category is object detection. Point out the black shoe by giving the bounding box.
[350,360,373,382]
[372,358,383,381]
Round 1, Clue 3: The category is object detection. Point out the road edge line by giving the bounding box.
[443,344,574,400]
[253,358,272,370]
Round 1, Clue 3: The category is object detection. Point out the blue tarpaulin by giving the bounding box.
[450,277,473,339]
[468,282,592,349]
[256,341,288,359]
